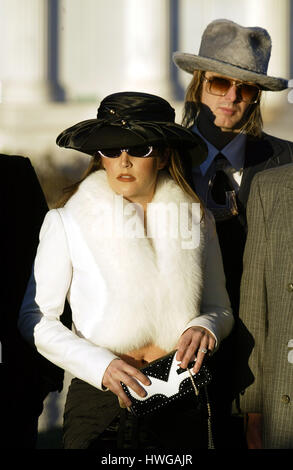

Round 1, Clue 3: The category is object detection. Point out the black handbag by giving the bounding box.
[121,350,212,416]
[121,350,214,448]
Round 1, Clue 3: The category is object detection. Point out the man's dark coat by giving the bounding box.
[218,132,293,314]
[185,132,293,448]
[0,154,67,448]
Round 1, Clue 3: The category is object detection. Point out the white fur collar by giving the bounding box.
[64,170,205,353]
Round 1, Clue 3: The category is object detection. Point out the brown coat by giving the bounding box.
[239,163,293,449]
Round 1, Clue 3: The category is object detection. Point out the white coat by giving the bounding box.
[19,170,233,390]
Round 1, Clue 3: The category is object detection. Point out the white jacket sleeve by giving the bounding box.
[18,209,118,390]
[182,211,234,347]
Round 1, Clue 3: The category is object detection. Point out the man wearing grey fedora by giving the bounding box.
[173,19,293,448]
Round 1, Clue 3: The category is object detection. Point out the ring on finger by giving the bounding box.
[200,347,208,354]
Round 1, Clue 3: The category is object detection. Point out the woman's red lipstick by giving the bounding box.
[117,174,136,182]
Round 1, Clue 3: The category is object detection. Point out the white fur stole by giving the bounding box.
[63,170,206,353]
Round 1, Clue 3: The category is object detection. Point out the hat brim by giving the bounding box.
[173,52,288,91]
[56,119,208,167]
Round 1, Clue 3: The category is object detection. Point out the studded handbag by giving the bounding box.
[121,350,214,448]
[121,350,212,417]
[121,351,214,449]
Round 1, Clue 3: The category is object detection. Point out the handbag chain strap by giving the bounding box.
[188,368,215,450]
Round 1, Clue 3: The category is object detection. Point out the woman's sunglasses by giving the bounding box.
[98,145,154,158]
[203,76,260,104]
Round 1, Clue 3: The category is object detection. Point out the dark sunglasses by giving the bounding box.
[203,76,260,104]
[98,145,154,158]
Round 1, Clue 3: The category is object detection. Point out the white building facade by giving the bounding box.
[0,0,292,163]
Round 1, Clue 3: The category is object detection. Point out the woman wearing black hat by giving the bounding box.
[19,91,233,449]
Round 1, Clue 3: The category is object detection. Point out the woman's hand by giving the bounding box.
[102,358,151,407]
[176,326,216,373]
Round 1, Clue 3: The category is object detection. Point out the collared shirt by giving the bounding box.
[192,125,247,195]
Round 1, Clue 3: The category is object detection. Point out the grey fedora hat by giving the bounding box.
[173,19,288,91]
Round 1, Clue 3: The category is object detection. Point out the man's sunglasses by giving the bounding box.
[203,76,260,104]
[98,145,154,158]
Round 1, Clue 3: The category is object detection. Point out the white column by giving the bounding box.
[0,0,57,103]
[122,0,173,100]
[245,0,291,110]
[59,0,126,101]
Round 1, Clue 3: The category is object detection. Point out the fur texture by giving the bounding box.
[61,170,206,354]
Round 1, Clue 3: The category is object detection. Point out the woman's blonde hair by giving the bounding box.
[182,70,263,137]
[55,149,203,212]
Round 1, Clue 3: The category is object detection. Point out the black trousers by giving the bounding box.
[63,378,209,450]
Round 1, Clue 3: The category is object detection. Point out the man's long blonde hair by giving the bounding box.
[182,70,263,137]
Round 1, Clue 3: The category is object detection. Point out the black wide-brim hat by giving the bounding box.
[56,91,207,166]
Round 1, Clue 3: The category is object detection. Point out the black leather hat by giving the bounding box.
[56,91,207,165]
